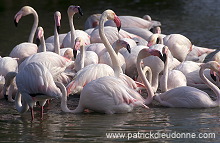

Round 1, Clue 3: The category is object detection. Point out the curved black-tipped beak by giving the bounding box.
[78,7,83,16]
[73,50,77,59]
[210,73,216,81]
[162,53,167,64]
[126,44,131,53]
[36,38,40,46]
[57,26,60,33]
[4,94,8,101]
[117,25,121,32]
[14,19,18,27]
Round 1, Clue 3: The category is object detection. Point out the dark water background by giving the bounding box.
[0,0,220,142]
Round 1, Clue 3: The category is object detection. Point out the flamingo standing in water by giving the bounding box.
[10,6,38,64]
[154,61,220,108]
[15,62,63,120]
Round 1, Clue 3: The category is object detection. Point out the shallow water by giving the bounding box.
[0,0,220,142]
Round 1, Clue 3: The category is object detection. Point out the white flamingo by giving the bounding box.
[154,61,220,108]
[10,6,38,64]
[0,57,18,102]
[62,5,90,48]
[74,37,98,72]
[148,33,192,62]
[99,39,131,73]
[15,62,63,120]
[159,46,187,92]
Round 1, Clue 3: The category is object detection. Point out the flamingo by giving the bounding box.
[0,57,18,102]
[74,37,99,72]
[58,48,162,114]
[62,5,90,48]
[154,61,220,108]
[15,62,63,120]
[10,6,39,64]
[185,45,216,62]
[105,15,161,30]
[174,61,218,90]
[159,46,187,92]
[84,14,101,30]
[99,39,131,73]
[148,33,192,62]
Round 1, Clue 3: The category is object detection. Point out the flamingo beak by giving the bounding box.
[114,14,121,32]
[162,53,167,64]
[14,12,22,27]
[55,15,61,33]
[149,49,164,62]
[77,6,83,16]
[36,38,40,46]
[73,50,77,59]
[210,72,216,81]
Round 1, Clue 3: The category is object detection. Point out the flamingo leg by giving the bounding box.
[30,107,34,121]
[40,106,44,120]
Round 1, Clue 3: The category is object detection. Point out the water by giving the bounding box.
[0,0,220,142]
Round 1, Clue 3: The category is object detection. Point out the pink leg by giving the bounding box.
[30,108,34,121]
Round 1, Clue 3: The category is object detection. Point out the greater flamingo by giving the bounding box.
[74,37,98,72]
[10,6,38,64]
[159,46,187,92]
[62,5,90,48]
[148,33,192,62]
[154,61,220,108]
[15,62,63,120]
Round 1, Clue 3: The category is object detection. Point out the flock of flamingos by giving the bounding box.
[0,5,219,120]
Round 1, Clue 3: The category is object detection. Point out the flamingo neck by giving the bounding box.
[79,44,85,70]
[15,92,29,113]
[151,71,160,93]
[28,9,38,43]
[54,24,60,55]
[55,82,82,113]
[199,66,220,104]
[137,58,154,105]
[160,55,168,92]
[99,13,122,77]
[39,34,46,52]
[68,14,76,48]
[142,66,152,85]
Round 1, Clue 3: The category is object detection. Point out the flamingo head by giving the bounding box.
[105,10,121,31]
[68,5,83,17]
[138,48,163,61]
[147,34,161,47]
[14,6,35,27]
[73,37,83,59]
[161,46,169,63]
[54,11,61,33]
[35,26,44,46]
[206,61,220,79]
[116,39,131,53]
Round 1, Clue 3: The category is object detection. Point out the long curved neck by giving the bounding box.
[99,13,122,77]
[39,34,46,52]
[151,71,160,93]
[142,66,152,85]
[160,55,168,92]
[68,14,76,48]
[137,58,154,105]
[200,66,220,104]
[15,92,29,113]
[28,9,38,43]
[54,24,60,55]
[79,44,85,70]
[55,82,83,113]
